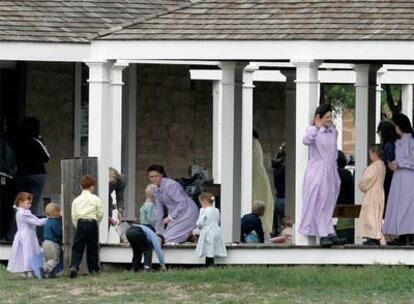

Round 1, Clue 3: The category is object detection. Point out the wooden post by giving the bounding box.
[61,157,98,274]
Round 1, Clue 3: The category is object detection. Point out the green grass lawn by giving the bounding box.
[1,264,414,303]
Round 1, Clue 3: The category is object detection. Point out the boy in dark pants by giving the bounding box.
[70,175,103,278]
[126,224,166,272]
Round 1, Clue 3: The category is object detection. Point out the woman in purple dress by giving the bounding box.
[299,104,341,248]
[147,164,198,243]
[383,113,414,245]
[376,120,397,213]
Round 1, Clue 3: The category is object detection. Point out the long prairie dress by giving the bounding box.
[155,177,198,243]
[383,134,414,235]
[252,138,274,235]
[7,207,47,273]
[358,160,386,240]
[195,207,227,258]
[299,125,340,237]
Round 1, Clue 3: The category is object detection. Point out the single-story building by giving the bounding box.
[1,0,414,265]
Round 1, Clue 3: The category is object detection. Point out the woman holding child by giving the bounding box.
[147,164,198,243]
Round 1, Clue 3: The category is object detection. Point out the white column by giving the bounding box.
[212,80,222,184]
[219,61,246,243]
[86,60,113,243]
[241,63,258,217]
[402,84,413,123]
[291,59,322,245]
[354,64,369,216]
[281,69,296,220]
[110,60,128,172]
[334,110,343,150]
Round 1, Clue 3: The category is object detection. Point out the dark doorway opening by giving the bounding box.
[0,61,26,239]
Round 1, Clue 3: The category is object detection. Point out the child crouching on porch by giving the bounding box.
[195,192,227,267]
[240,200,265,243]
[358,144,386,246]
[70,175,103,278]
[41,203,62,278]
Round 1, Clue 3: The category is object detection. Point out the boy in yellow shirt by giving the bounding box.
[70,175,103,278]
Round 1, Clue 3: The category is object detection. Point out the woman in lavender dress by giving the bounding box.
[299,104,341,248]
[147,164,198,243]
[383,113,414,245]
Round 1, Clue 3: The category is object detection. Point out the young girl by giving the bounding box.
[358,144,386,245]
[195,192,227,267]
[140,184,157,229]
[7,192,47,277]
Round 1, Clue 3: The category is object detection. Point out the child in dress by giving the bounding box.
[7,192,47,278]
[139,184,156,229]
[358,144,386,245]
[195,192,227,267]
[41,203,62,278]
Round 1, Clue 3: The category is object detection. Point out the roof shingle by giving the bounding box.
[97,0,414,41]
[0,0,190,43]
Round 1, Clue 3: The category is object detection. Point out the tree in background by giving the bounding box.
[382,84,402,119]
[321,84,403,119]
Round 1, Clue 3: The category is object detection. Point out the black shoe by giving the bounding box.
[90,271,100,276]
[320,237,333,248]
[363,238,380,246]
[39,267,45,279]
[407,235,414,246]
[70,268,77,279]
[47,273,56,279]
[330,236,346,246]
[387,235,408,246]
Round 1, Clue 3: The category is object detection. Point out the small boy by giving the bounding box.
[41,202,62,278]
[126,224,167,272]
[240,200,266,243]
[139,184,156,229]
[70,175,103,278]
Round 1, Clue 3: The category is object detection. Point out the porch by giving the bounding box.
[2,242,414,265]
